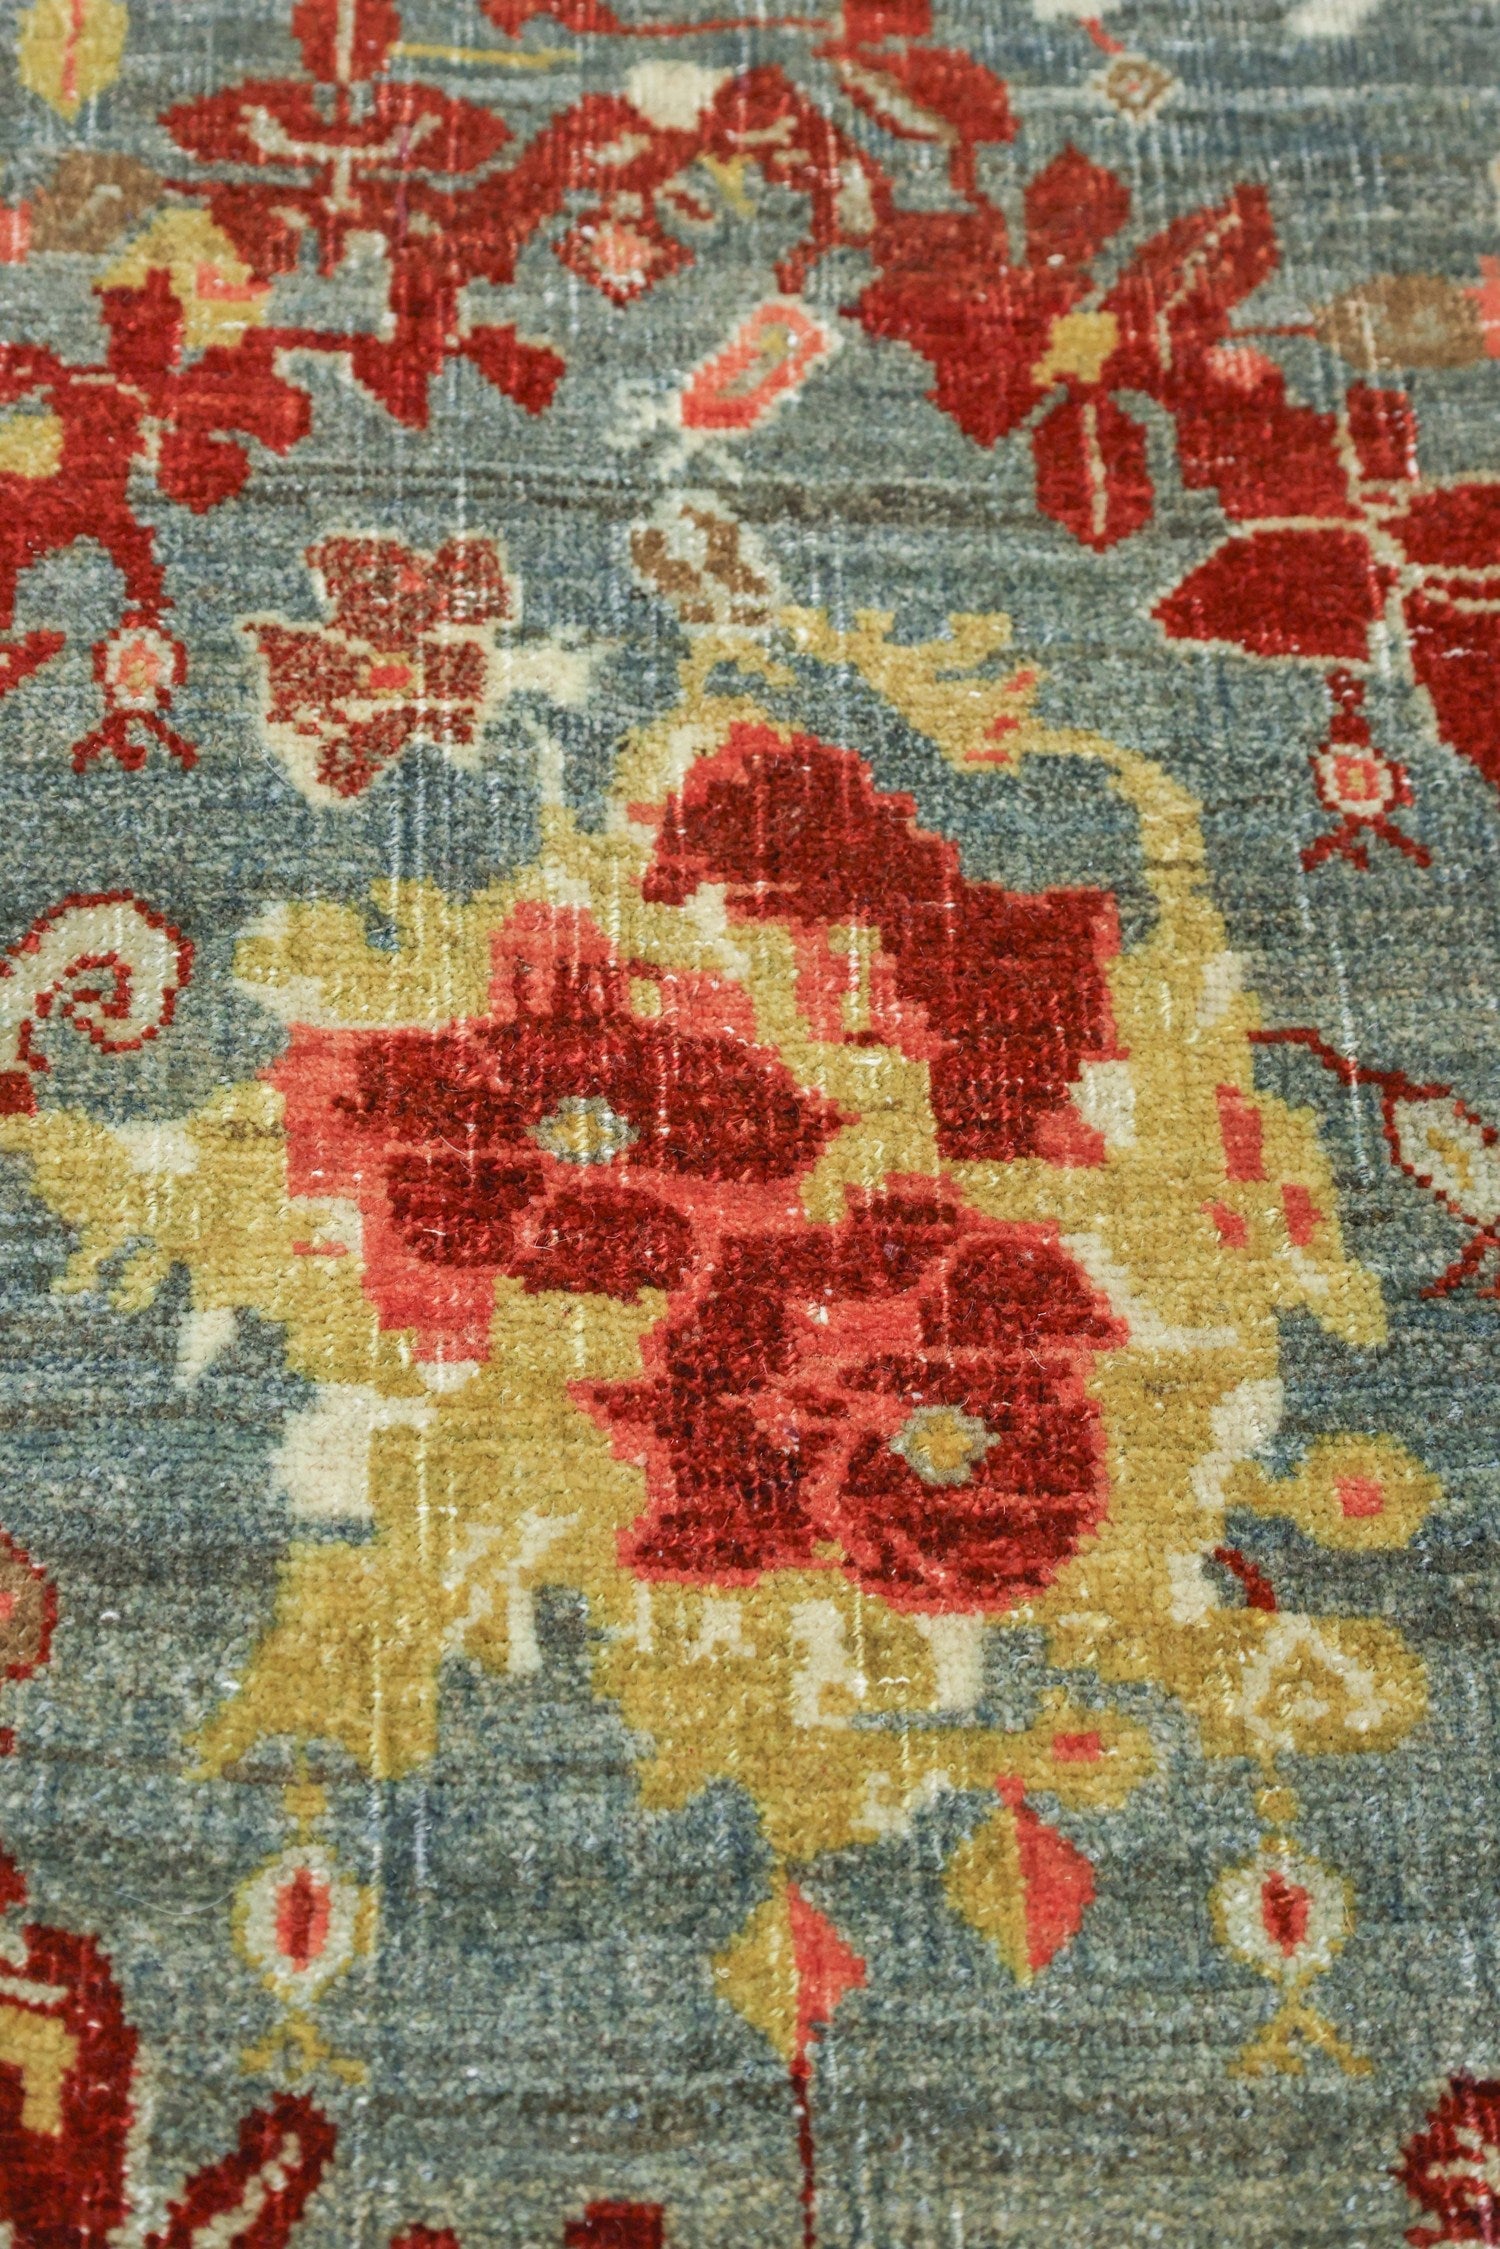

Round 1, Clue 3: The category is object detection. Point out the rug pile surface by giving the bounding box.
[0,0,1498,2242]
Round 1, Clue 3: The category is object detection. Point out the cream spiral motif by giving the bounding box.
[0,893,191,1109]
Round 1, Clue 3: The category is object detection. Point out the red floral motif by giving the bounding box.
[147,2096,337,2249]
[0,1893,138,2249]
[554,201,693,307]
[2,265,306,579]
[0,1831,335,2249]
[1156,382,1500,801]
[537,65,887,304]
[161,0,886,427]
[991,1774,1097,1976]
[1303,668,1429,871]
[1397,2076,1500,2245]
[0,1489,324,2249]
[248,534,514,797]
[851,146,1284,547]
[272,905,843,1360]
[819,5,1013,202]
[0,268,308,739]
[159,0,559,430]
[579,1189,1125,1613]
[75,619,196,775]
[642,725,1122,1166]
[0,634,64,704]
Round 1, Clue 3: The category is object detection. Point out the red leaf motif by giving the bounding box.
[1171,368,1350,521]
[0,630,66,700]
[1397,2074,1500,2246]
[1389,483,1500,570]
[1024,144,1130,275]
[461,326,566,415]
[851,207,1066,448]
[787,1885,867,2064]
[1008,1787,1096,1975]
[1032,392,1153,551]
[1105,183,1278,392]
[348,328,445,430]
[1347,382,1419,483]
[835,43,1014,150]
[170,338,313,455]
[100,271,183,382]
[1405,588,1500,794]
[156,429,251,512]
[1154,528,1390,660]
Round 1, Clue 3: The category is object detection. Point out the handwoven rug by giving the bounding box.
[1,0,1498,2242]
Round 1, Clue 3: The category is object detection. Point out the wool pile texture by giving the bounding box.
[0,0,1497,2242]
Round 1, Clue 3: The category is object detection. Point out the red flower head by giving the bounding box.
[579,1188,1125,1613]
[852,148,1319,548]
[251,534,516,796]
[1155,382,1500,804]
[160,0,564,427]
[162,35,511,286]
[272,905,844,1361]
[315,534,511,648]
[0,269,309,639]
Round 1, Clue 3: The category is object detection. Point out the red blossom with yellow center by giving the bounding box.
[271,905,844,1361]
[579,1188,1125,1614]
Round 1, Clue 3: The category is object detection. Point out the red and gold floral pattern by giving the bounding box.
[1,605,1431,2097]
[852,146,1275,548]
[0,0,1491,2227]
